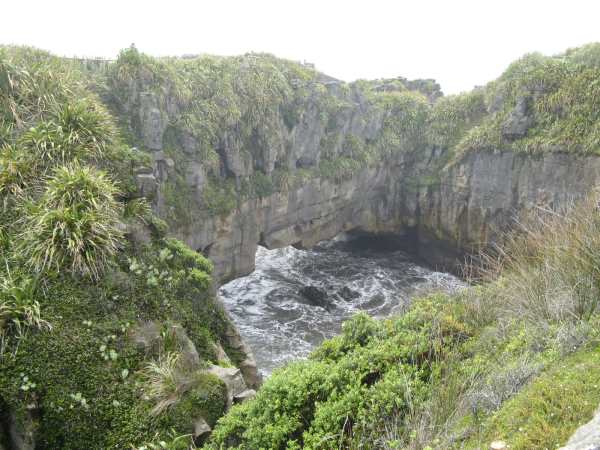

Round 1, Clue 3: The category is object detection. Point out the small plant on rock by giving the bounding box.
[140,352,186,416]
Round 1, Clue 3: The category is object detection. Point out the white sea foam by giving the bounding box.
[219,238,464,376]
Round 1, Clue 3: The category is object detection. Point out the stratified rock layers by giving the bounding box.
[166,148,600,281]
[111,57,600,282]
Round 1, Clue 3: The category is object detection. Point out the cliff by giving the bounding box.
[105,45,600,282]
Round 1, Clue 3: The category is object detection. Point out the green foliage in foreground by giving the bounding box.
[206,297,470,449]
[0,238,228,449]
[207,291,600,449]
[208,194,600,449]
[461,346,600,450]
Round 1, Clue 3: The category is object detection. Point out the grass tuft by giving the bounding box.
[18,163,124,279]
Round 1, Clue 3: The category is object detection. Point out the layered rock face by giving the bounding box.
[398,149,600,270]
[164,147,600,281]
[107,51,600,283]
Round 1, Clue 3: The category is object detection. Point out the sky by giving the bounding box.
[2,0,600,94]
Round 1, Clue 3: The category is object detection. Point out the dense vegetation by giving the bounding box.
[3,42,600,449]
[95,43,600,225]
[102,46,443,222]
[0,46,237,449]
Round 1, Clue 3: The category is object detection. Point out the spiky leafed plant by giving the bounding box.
[53,100,115,159]
[0,47,75,129]
[17,100,115,169]
[0,143,34,205]
[0,267,51,355]
[19,163,124,279]
[140,352,190,416]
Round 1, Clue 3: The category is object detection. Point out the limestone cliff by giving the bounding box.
[105,46,600,282]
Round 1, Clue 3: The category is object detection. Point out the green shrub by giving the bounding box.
[206,294,468,449]
[160,373,227,432]
[564,42,600,68]
[201,178,237,216]
[19,163,124,278]
[428,90,487,148]
[250,172,274,198]
[124,197,152,222]
[164,238,213,274]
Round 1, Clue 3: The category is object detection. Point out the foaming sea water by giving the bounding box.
[219,235,465,376]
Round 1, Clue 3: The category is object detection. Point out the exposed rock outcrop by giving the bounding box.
[559,407,600,450]
[207,365,249,410]
[299,285,332,310]
[162,147,600,281]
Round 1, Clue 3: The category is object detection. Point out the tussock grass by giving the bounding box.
[385,194,600,449]
[462,346,600,450]
[140,352,188,416]
[479,193,600,322]
[18,164,124,278]
[0,266,51,355]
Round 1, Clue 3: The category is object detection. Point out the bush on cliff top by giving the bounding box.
[456,46,600,156]
[105,43,600,228]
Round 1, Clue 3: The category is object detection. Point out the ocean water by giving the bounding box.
[219,235,464,376]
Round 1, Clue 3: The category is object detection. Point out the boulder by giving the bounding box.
[337,286,360,302]
[130,322,200,370]
[233,389,256,404]
[299,285,333,311]
[125,221,152,248]
[222,323,262,389]
[239,357,262,390]
[559,406,600,449]
[193,417,212,441]
[134,173,158,199]
[170,324,201,370]
[131,321,161,353]
[502,96,534,140]
[212,342,231,365]
[207,365,248,409]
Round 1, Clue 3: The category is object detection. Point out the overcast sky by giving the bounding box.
[2,0,600,94]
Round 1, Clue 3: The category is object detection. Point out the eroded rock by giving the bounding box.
[193,417,212,441]
[222,322,262,389]
[233,389,256,404]
[134,173,158,199]
[502,96,534,140]
[299,285,333,311]
[207,365,248,409]
[337,286,360,302]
